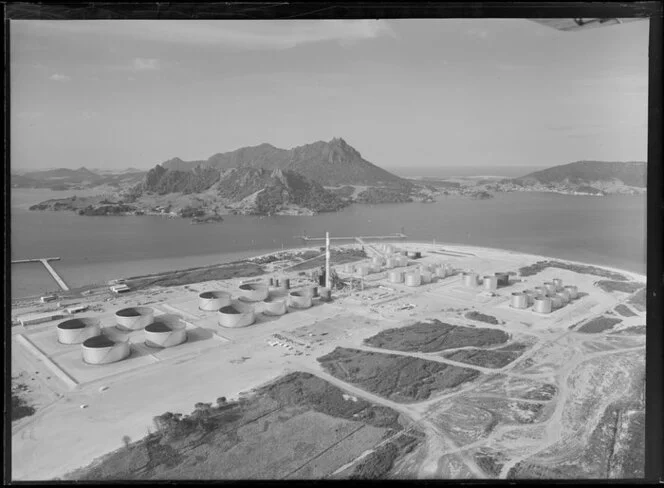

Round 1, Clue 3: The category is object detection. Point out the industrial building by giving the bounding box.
[56,317,101,345]
[115,307,154,331]
[18,311,63,327]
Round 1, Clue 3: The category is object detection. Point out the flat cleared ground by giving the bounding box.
[11,242,646,480]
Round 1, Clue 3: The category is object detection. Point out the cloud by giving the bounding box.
[132,58,160,71]
[49,73,71,82]
[19,20,395,51]
[78,111,96,120]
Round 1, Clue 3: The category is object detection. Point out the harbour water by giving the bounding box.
[11,189,646,299]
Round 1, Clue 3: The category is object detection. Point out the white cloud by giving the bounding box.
[49,73,71,82]
[79,111,96,120]
[132,58,160,71]
[19,20,395,51]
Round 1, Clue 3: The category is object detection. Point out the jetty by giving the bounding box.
[11,257,70,291]
[295,233,407,242]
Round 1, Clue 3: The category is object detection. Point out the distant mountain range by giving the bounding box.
[17,141,646,219]
[10,166,145,190]
[514,161,646,188]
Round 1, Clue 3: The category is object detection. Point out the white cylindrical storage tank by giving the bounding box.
[388,270,404,283]
[551,295,564,309]
[435,266,447,278]
[564,285,578,299]
[552,278,564,291]
[543,282,557,296]
[370,263,381,273]
[533,297,552,314]
[144,316,187,348]
[261,296,288,316]
[385,257,397,269]
[405,273,421,287]
[218,301,256,328]
[510,292,529,309]
[407,251,417,258]
[462,272,478,288]
[556,290,570,304]
[115,307,154,331]
[237,282,269,302]
[82,335,130,365]
[495,272,510,287]
[198,290,232,311]
[483,276,498,291]
[357,265,371,276]
[289,290,313,309]
[534,286,548,297]
[372,256,383,267]
[523,289,538,306]
[421,271,432,284]
[57,317,101,345]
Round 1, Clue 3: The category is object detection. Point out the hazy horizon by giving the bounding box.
[11,19,649,172]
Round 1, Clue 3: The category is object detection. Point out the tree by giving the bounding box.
[216,396,227,407]
[122,435,131,448]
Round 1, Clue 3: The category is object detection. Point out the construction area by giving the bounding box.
[11,239,646,480]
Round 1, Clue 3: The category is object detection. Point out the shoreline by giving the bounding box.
[11,240,646,305]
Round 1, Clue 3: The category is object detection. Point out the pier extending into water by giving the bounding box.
[11,257,70,291]
[295,233,407,242]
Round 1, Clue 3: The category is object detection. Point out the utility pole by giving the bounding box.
[325,231,331,289]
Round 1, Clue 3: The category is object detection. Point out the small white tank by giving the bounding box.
[421,271,432,284]
[57,317,101,345]
[218,301,256,328]
[144,316,187,348]
[564,285,578,299]
[435,266,447,278]
[405,273,421,287]
[372,256,383,267]
[82,334,131,365]
[261,296,288,316]
[556,290,570,304]
[357,265,371,276]
[551,296,564,309]
[288,290,313,309]
[237,282,269,302]
[533,297,552,314]
[462,272,478,288]
[388,270,404,283]
[198,291,232,311]
[115,307,154,331]
[552,278,564,291]
[483,276,498,291]
[543,282,557,295]
[510,292,529,309]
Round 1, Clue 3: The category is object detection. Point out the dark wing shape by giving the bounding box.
[532,18,645,32]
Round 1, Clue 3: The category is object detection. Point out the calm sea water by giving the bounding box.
[11,189,646,298]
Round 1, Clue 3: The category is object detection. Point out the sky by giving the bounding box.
[10,18,649,173]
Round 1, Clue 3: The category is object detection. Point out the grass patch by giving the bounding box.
[465,311,500,325]
[318,347,479,402]
[66,372,419,480]
[596,280,645,294]
[364,319,508,352]
[576,316,622,334]
[614,304,637,317]
[11,382,36,422]
[125,261,265,290]
[627,288,646,312]
[442,348,521,368]
[518,260,628,281]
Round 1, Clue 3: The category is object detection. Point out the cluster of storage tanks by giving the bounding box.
[460,271,511,290]
[511,278,579,314]
[199,278,332,329]
[56,306,188,365]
